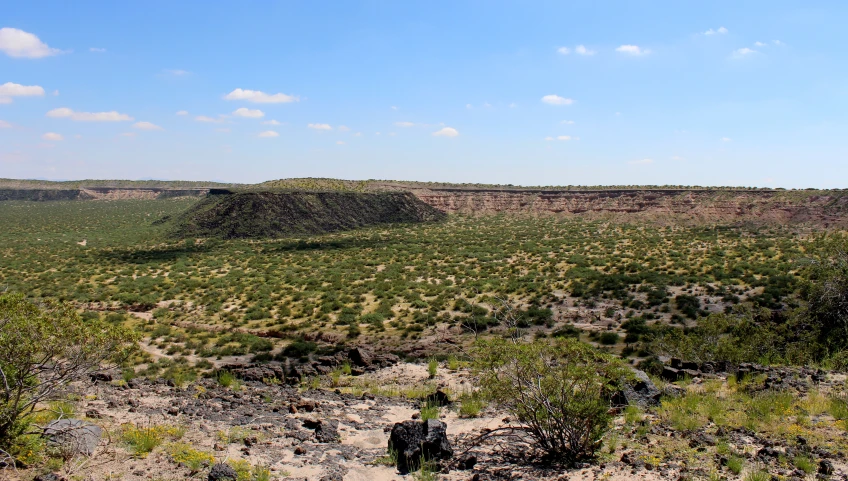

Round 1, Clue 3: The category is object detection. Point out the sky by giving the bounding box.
[1,1,847,188]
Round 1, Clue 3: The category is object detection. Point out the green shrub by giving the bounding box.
[599,332,620,345]
[427,358,438,379]
[472,337,627,464]
[0,294,136,457]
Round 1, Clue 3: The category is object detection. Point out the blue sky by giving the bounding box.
[1,1,847,187]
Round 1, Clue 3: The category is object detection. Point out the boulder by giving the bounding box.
[208,463,238,481]
[43,419,102,456]
[661,366,683,382]
[425,389,452,407]
[219,364,285,383]
[613,369,661,408]
[348,347,373,368]
[388,419,453,473]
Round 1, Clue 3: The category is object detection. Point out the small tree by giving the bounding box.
[472,337,627,465]
[0,294,136,459]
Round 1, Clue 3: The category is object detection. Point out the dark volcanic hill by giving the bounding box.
[167,190,446,238]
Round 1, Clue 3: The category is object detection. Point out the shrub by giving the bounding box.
[599,332,620,345]
[0,294,136,457]
[472,337,627,464]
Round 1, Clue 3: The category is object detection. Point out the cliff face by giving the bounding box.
[0,187,208,201]
[168,190,446,238]
[410,189,848,226]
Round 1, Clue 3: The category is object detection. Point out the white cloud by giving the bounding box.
[628,158,654,165]
[89,47,106,53]
[465,103,473,109]
[232,107,264,118]
[561,120,575,125]
[0,28,61,58]
[263,119,281,125]
[164,69,189,76]
[671,155,685,161]
[224,88,299,104]
[433,127,459,137]
[308,123,332,130]
[194,115,224,123]
[557,46,570,55]
[258,130,279,138]
[0,120,11,128]
[133,121,163,131]
[731,47,756,58]
[175,110,189,116]
[52,89,59,96]
[721,137,732,142]
[509,102,517,108]
[616,45,650,56]
[119,132,136,138]
[575,45,596,56]
[391,106,398,110]
[41,132,63,141]
[754,41,766,47]
[541,94,574,106]
[556,135,572,141]
[336,140,345,145]
[0,82,45,103]
[773,40,784,46]
[704,27,729,35]
[395,121,415,127]
[338,125,350,131]
[46,108,133,122]
[544,136,554,141]
[353,132,362,137]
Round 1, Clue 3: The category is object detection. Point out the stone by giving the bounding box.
[314,419,340,443]
[613,369,662,408]
[459,454,477,470]
[388,419,453,473]
[661,366,683,382]
[818,459,834,475]
[348,347,373,368]
[208,463,238,481]
[43,419,103,456]
[425,389,452,407]
[34,474,66,481]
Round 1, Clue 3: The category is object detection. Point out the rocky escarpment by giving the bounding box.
[167,190,446,239]
[0,187,208,201]
[410,188,848,226]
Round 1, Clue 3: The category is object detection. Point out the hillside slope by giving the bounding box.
[168,190,446,238]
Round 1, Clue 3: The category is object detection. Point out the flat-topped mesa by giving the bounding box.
[167,190,446,239]
[406,188,848,226]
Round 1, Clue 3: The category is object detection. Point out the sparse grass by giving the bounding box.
[427,358,438,379]
[420,402,440,421]
[164,442,214,473]
[743,469,770,481]
[121,423,184,457]
[727,455,744,475]
[412,456,439,481]
[623,405,643,425]
[793,454,816,474]
[216,426,256,444]
[458,393,484,418]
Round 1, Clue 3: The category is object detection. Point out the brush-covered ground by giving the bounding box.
[0,199,814,374]
[6,358,848,481]
[2,198,847,480]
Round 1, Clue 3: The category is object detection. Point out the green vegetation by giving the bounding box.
[168,190,445,238]
[472,337,627,464]
[0,293,136,459]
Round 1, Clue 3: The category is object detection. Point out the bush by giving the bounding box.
[0,294,136,458]
[472,337,627,464]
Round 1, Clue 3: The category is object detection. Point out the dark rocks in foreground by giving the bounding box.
[389,419,454,473]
